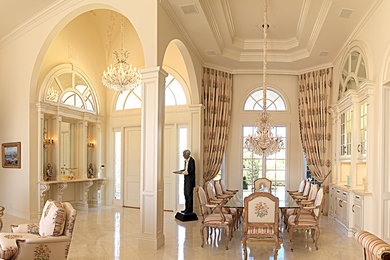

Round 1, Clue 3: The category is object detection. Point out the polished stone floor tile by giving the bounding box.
[1,207,363,259]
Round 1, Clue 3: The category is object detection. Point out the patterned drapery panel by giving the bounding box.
[202,67,233,183]
[298,68,333,214]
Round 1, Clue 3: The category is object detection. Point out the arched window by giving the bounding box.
[115,73,187,110]
[44,67,98,114]
[338,50,367,100]
[244,89,286,111]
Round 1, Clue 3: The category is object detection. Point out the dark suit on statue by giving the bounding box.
[184,157,195,213]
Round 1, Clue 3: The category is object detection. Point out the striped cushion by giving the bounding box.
[246,226,274,235]
[39,200,66,237]
[286,209,311,217]
[286,208,296,216]
[355,231,390,260]
[204,214,233,224]
[288,214,316,226]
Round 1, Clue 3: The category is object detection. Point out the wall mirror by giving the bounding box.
[60,121,77,178]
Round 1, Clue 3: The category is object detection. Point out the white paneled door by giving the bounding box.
[122,125,180,211]
[163,125,176,211]
[124,127,141,207]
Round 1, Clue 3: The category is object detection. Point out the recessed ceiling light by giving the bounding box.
[206,50,217,56]
[339,9,353,19]
[180,4,198,15]
[320,51,328,57]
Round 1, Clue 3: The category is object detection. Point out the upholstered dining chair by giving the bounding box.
[288,180,306,196]
[220,180,239,195]
[242,192,280,259]
[0,200,76,260]
[205,182,238,229]
[288,187,324,251]
[195,186,233,250]
[214,181,233,199]
[291,181,311,200]
[253,178,272,192]
[285,184,319,225]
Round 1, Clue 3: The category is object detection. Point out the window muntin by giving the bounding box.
[338,50,367,100]
[114,74,187,110]
[360,103,368,156]
[244,89,286,111]
[44,70,97,113]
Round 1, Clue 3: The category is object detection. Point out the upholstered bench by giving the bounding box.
[0,200,76,260]
[355,230,390,260]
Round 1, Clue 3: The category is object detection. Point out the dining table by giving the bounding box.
[224,189,299,209]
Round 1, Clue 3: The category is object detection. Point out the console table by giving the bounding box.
[39,178,106,212]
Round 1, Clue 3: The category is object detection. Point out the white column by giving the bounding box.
[55,116,62,181]
[188,104,203,214]
[138,67,166,249]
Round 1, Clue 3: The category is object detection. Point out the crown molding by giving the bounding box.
[0,0,80,49]
[222,46,310,63]
[233,37,299,51]
[202,61,334,76]
[307,0,332,53]
[159,0,204,64]
[198,0,224,52]
[333,0,384,65]
[296,0,311,40]
[220,0,235,43]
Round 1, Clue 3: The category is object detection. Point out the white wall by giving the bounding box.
[225,73,303,191]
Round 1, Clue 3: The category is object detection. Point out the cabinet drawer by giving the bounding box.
[342,191,348,200]
[354,195,363,206]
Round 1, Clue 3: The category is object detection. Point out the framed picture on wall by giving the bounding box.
[2,142,21,168]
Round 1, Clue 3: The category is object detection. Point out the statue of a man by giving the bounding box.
[182,149,195,214]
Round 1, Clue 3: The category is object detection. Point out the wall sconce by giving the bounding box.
[43,129,55,149]
[87,140,96,149]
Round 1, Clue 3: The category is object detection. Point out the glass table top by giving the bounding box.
[224,189,299,209]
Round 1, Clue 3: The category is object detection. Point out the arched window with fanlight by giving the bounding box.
[244,89,287,111]
[338,50,367,100]
[44,66,98,114]
[114,73,187,110]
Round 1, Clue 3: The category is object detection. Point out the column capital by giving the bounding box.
[140,66,168,80]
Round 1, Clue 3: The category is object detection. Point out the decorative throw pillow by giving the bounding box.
[39,200,66,237]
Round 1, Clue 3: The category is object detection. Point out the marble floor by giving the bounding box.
[1,207,363,259]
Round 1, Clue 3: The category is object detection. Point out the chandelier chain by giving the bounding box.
[244,0,284,158]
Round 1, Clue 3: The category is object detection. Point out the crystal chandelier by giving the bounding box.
[102,18,142,93]
[244,0,284,157]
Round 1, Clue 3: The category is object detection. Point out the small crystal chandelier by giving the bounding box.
[102,18,142,93]
[244,0,284,157]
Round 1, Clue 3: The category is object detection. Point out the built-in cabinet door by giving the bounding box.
[353,194,363,231]
[123,127,141,207]
[341,199,348,226]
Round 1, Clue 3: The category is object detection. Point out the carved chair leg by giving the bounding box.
[311,228,316,242]
[201,225,205,248]
[242,236,247,260]
[274,234,279,258]
[206,227,209,245]
[289,227,294,251]
[315,227,320,250]
[225,225,231,250]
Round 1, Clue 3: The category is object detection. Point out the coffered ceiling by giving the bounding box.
[161,0,379,73]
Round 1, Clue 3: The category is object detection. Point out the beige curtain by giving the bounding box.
[202,67,233,183]
[298,68,333,214]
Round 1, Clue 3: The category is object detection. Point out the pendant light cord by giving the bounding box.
[263,0,268,111]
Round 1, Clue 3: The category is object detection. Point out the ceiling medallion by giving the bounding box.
[102,18,142,93]
[244,0,284,158]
